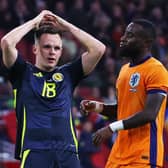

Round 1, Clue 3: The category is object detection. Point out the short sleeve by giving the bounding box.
[8,54,26,88]
[61,57,86,88]
[146,64,168,94]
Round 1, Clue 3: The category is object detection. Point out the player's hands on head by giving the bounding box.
[39,15,56,28]
[80,100,97,116]
[34,10,54,29]
[39,12,68,32]
[92,126,113,146]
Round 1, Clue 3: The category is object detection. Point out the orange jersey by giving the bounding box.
[106,57,168,167]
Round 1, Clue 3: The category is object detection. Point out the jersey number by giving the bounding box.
[42,81,56,98]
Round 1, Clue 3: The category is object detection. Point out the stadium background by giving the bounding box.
[0,0,168,167]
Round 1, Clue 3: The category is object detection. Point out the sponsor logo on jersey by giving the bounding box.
[33,72,43,77]
[52,73,64,82]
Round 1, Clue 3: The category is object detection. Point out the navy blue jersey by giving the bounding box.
[8,55,85,160]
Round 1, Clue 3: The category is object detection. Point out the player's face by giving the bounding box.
[119,22,145,59]
[34,33,63,71]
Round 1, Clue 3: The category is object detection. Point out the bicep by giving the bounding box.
[81,52,102,75]
[144,93,166,119]
[123,93,166,129]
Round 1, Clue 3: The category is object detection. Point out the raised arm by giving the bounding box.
[1,10,53,68]
[46,14,106,75]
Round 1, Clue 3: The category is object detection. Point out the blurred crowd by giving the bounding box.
[0,0,168,168]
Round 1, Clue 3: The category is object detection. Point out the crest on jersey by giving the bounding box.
[52,73,64,82]
[129,73,140,88]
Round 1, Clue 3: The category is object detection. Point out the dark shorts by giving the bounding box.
[20,149,81,168]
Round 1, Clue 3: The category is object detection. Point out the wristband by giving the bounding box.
[109,120,124,132]
[90,101,101,113]
[94,101,100,111]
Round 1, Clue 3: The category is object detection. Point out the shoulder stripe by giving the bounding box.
[147,89,167,96]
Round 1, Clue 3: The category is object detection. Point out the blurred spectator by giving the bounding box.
[68,0,89,31]
[1,110,16,144]
[100,57,118,87]
[73,86,83,108]
[35,0,48,13]
[79,120,98,168]
[111,23,124,48]
[87,0,111,42]
[14,0,34,25]
[52,1,67,19]
[103,85,117,105]
[62,32,78,60]
[0,0,18,30]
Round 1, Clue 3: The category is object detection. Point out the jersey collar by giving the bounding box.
[129,54,152,67]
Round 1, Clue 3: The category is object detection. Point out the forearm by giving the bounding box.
[57,16,105,53]
[101,104,117,120]
[1,19,36,67]
[1,10,53,68]
[123,111,152,129]
[70,27,105,55]
[108,112,147,133]
[81,100,117,120]
[55,15,105,75]
[123,93,165,129]
[1,19,36,48]
[93,102,117,120]
[109,93,165,132]
[1,10,53,49]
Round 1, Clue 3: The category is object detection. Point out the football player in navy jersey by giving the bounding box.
[1,10,106,168]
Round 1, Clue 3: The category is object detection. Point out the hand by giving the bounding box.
[42,14,69,32]
[92,126,113,146]
[80,100,97,116]
[33,10,53,29]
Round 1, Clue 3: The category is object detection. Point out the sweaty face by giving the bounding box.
[119,23,145,59]
[34,33,63,72]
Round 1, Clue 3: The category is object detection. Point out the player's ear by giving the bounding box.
[32,44,37,55]
[144,39,153,49]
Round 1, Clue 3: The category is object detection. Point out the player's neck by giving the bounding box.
[130,51,152,66]
[35,64,56,72]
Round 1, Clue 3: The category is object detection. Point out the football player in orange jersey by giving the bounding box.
[80,19,168,168]
[163,105,168,168]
